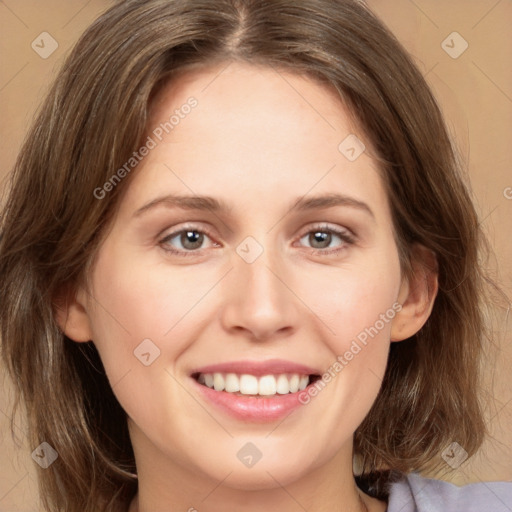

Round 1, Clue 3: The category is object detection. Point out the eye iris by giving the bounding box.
[310,231,331,249]
[181,230,203,250]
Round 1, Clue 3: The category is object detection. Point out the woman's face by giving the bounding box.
[74,62,410,489]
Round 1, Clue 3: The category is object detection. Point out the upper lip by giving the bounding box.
[190,359,322,377]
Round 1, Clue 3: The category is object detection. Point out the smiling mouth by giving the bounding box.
[192,372,321,397]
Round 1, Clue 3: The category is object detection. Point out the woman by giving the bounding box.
[1,1,511,511]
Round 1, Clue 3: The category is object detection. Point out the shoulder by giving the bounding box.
[386,472,512,512]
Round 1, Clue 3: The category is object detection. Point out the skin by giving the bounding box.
[58,62,437,512]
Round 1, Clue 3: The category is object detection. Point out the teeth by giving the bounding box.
[258,375,276,396]
[213,373,225,391]
[299,375,309,390]
[276,374,290,394]
[289,374,300,393]
[197,372,312,396]
[225,373,240,392]
[240,374,259,394]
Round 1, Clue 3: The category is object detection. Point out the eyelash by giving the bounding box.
[158,223,356,258]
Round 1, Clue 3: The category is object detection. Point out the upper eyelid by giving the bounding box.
[297,223,353,237]
[159,222,215,238]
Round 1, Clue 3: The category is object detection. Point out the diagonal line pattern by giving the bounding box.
[478,205,499,228]
[163,267,234,336]
[424,62,439,78]
[394,479,432,512]
[367,367,383,385]
[0,62,29,92]
[266,164,337,233]
[62,0,93,29]
[111,369,132,390]
[270,64,337,131]
[264,265,336,335]
[265,409,296,438]
[0,1,28,28]
[82,287,132,336]
[164,369,234,438]
[480,480,512,511]
[472,0,502,29]
[0,405,28,438]
[455,465,512,512]
[164,164,233,234]
[200,470,233,502]
[407,0,439,28]
[265,471,308,511]
[201,61,233,92]
[0,472,29,504]
[489,396,512,423]
[472,61,512,104]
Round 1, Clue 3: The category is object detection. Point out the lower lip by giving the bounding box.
[192,378,310,422]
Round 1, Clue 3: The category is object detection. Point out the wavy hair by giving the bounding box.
[0,0,498,510]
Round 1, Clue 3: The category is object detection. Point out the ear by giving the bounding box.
[391,244,438,342]
[53,284,93,343]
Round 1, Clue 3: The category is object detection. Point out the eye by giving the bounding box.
[159,225,218,256]
[296,224,355,255]
[158,223,355,258]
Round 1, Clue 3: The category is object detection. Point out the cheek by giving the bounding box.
[304,252,401,354]
[84,248,202,401]
[289,267,400,460]
[297,245,401,407]
[88,245,211,346]
[84,249,208,436]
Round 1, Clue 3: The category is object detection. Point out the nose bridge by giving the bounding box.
[242,245,281,300]
[220,235,299,339]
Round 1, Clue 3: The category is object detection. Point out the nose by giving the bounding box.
[220,243,300,342]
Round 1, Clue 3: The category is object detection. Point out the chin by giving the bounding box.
[217,465,306,491]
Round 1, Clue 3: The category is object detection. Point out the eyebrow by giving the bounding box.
[133,192,375,219]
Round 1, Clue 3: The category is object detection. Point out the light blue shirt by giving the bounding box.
[387,472,512,511]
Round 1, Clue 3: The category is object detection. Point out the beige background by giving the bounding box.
[0,0,511,509]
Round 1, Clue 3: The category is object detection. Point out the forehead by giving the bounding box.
[118,62,390,224]
[149,61,360,153]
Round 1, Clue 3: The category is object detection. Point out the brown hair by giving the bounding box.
[0,0,498,510]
